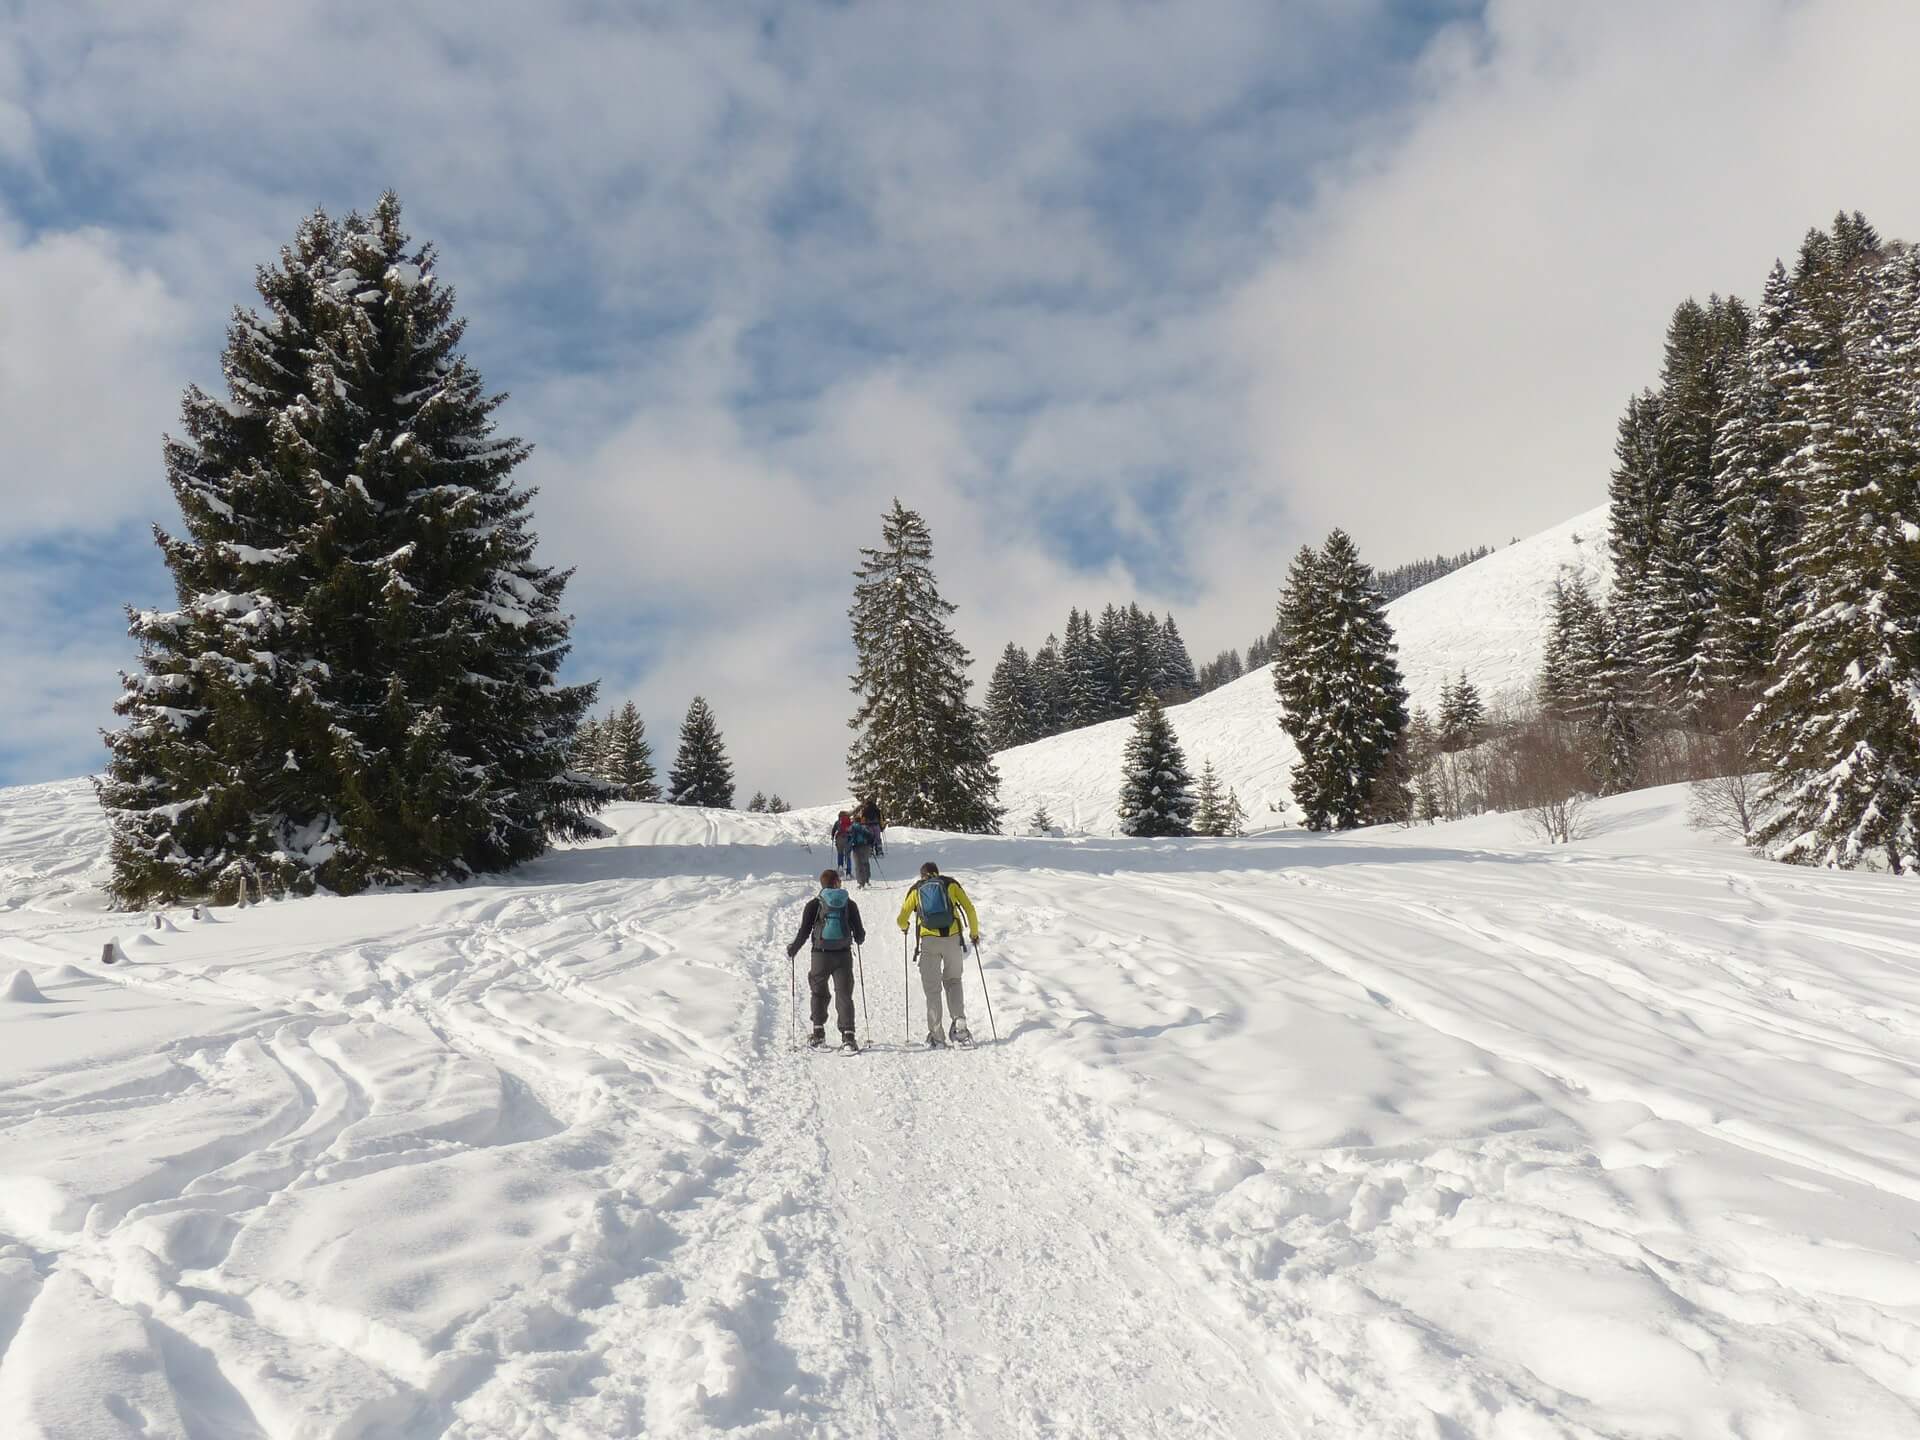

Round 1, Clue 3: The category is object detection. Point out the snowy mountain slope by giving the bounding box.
[994,505,1612,833]
[3,777,1919,1437]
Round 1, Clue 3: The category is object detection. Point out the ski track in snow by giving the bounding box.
[2,777,1919,1438]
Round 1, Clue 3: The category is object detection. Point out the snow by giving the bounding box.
[1,771,1917,1436]
[997,506,1613,833]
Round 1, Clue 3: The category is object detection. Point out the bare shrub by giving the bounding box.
[1687,770,1765,841]
[1487,712,1594,844]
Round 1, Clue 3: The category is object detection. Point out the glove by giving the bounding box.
[785,942,799,960]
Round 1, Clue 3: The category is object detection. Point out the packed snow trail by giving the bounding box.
[3,779,1920,1437]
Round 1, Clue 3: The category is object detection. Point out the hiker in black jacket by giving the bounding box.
[787,869,867,1049]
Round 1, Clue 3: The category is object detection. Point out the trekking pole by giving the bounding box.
[903,929,912,1045]
[856,941,870,1031]
[972,934,999,1042]
[789,950,797,1052]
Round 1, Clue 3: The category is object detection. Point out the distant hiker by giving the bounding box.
[858,799,885,857]
[831,810,853,872]
[788,869,867,1050]
[848,820,878,888]
[898,861,981,1047]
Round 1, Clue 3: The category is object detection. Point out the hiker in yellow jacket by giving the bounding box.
[897,861,981,1047]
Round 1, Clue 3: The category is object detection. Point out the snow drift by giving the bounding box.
[2,772,1917,1436]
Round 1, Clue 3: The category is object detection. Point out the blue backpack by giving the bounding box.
[916,876,956,934]
[814,888,852,951]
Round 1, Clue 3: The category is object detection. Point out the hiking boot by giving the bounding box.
[808,1027,827,1048]
[840,1032,860,1053]
[925,1033,948,1048]
[950,1021,974,1046]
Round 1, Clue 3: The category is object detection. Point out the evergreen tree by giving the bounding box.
[1159,614,1198,701]
[1223,788,1248,837]
[1538,576,1600,719]
[1093,605,1127,718]
[668,696,736,808]
[1028,802,1056,835]
[1606,389,1668,662]
[101,195,598,906]
[1752,244,1920,871]
[572,714,608,778]
[768,795,791,814]
[1571,606,1642,795]
[846,501,1003,832]
[1193,759,1227,836]
[1116,695,1196,837]
[1637,481,1718,708]
[1057,608,1103,730]
[984,643,1037,750]
[1274,532,1409,830]
[1029,634,1064,737]
[605,701,659,801]
[746,791,768,813]
[1439,671,1486,751]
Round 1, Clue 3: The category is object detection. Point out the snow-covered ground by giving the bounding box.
[3,774,1918,1437]
[995,506,1613,834]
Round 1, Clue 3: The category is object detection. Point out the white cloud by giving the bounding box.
[1229,0,1920,562]
[0,223,194,540]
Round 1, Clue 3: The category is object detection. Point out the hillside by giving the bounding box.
[994,505,1612,832]
[3,776,1919,1436]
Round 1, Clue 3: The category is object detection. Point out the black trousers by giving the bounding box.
[809,948,856,1034]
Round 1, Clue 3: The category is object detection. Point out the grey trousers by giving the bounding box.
[917,933,967,1037]
[809,948,855,1034]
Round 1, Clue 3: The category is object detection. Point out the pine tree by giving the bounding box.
[1637,480,1718,708]
[1751,244,1920,871]
[846,501,1003,832]
[1606,389,1668,663]
[984,643,1037,750]
[746,791,768,813]
[1223,788,1248,837]
[1439,671,1486,751]
[1274,532,1409,830]
[100,195,598,906]
[768,795,791,814]
[572,715,608,777]
[1093,604,1127,718]
[1538,576,1600,719]
[1029,634,1064,738]
[1159,614,1198,701]
[1192,759,1227,836]
[1028,802,1055,835]
[605,701,659,801]
[668,696,736,808]
[1116,695,1196,837]
[1571,606,1642,795]
[1057,608,1103,730]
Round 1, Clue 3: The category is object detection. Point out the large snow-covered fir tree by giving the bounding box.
[668,696,736,808]
[1116,695,1195,837]
[846,501,1003,832]
[1751,242,1920,872]
[99,195,598,906]
[1274,530,1409,830]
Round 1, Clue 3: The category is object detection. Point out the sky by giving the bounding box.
[3,0,1918,805]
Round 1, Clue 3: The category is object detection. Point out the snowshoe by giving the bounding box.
[949,1021,976,1049]
[840,1033,860,1054]
[808,1028,828,1048]
[924,1034,948,1049]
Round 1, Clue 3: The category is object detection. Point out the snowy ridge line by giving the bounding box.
[994,504,1612,834]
